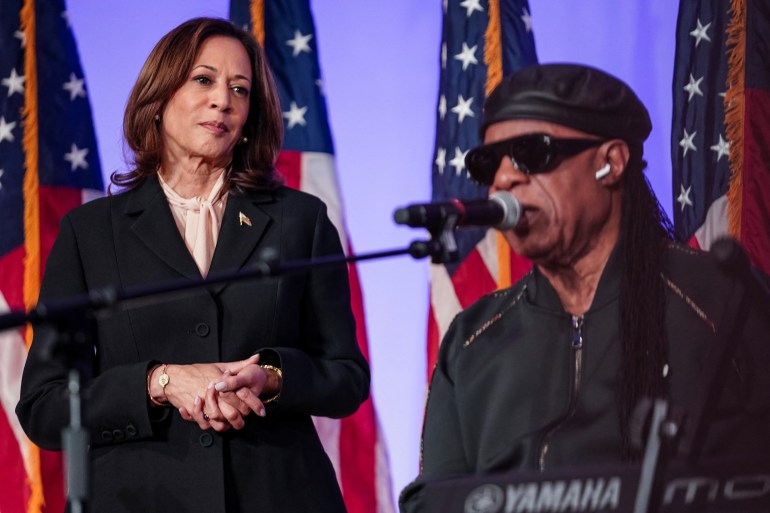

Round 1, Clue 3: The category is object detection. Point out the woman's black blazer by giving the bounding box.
[17,175,370,512]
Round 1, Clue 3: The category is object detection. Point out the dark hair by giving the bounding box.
[617,145,677,460]
[112,17,283,193]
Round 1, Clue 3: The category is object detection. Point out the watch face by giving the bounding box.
[159,374,170,387]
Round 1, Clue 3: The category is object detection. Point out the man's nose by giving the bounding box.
[491,155,529,192]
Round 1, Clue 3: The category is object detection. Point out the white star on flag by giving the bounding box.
[2,68,25,97]
[454,42,479,71]
[61,10,70,27]
[710,134,730,161]
[459,0,484,17]
[683,74,704,101]
[14,30,26,47]
[0,116,17,143]
[679,129,697,156]
[521,7,533,32]
[689,18,711,47]
[449,147,468,175]
[677,184,693,211]
[441,42,447,69]
[64,143,89,171]
[286,30,313,57]
[62,73,86,101]
[451,95,474,123]
[283,101,308,128]
[0,169,4,190]
[438,95,447,120]
[435,147,447,175]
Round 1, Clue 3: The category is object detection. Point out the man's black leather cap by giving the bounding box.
[482,63,652,145]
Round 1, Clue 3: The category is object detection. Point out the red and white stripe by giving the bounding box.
[277,150,395,513]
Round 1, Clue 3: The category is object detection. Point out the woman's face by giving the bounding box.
[160,36,252,169]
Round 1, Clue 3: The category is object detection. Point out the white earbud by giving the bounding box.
[595,163,611,180]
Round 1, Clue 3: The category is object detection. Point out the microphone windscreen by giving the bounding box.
[490,191,521,230]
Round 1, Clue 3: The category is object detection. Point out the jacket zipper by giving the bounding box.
[538,314,584,471]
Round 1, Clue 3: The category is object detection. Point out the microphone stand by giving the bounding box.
[631,398,684,513]
[0,240,455,333]
[63,368,88,513]
[0,220,463,510]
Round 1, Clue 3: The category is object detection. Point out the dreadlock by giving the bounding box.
[618,145,677,460]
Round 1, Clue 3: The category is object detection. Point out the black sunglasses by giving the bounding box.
[465,133,606,185]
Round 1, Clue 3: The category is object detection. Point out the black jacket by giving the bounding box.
[17,176,370,512]
[402,242,770,509]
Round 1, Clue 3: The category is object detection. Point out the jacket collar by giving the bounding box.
[529,241,622,313]
[123,175,200,279]
[207,191,272,293]
[123,175,273,288]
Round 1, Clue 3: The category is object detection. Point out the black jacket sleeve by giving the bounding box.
[257,201,370,418]
[16,213,159,450]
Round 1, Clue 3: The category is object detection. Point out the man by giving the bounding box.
[401,64,770,509]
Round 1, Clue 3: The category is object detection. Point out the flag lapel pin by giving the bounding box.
[239,211,252,227]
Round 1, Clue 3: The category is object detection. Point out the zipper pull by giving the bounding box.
[571,315,584,349]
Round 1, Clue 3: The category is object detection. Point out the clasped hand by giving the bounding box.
[160,354,271,432]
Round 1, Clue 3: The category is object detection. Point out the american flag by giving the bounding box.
[0,0,103,512]
[229,2,395,512]
[672,0,770,274]
[428,0,537,372]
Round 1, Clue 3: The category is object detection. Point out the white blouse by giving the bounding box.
[158,172,228,277]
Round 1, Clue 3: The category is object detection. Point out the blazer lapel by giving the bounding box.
[207,192,272,294]
[124,176,201,279]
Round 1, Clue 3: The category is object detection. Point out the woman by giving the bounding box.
[16,17,369,513]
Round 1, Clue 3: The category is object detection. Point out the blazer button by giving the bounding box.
[112,429,125,441]
[195,323,210,337]
[101,430,113,442]
[199,432,214,447]
[125,424,137,437]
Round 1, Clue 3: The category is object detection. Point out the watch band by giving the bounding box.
[259,364,282,404]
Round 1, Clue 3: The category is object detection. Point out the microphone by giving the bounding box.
[393,191,521,230]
